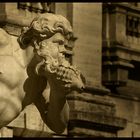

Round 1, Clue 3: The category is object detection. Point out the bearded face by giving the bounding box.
[34,32,68,74]
[34,32,85,92]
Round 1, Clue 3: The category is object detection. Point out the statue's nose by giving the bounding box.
[78,85,85,93]
[59,45,67,54]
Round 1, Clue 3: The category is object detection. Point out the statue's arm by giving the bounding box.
[33,55,85,134]
[33,83,69,134]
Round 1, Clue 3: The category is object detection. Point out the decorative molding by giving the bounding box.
[102,3,140,89]
[67,92,127,137]
[103,3,140,14]
[69,111,127,130]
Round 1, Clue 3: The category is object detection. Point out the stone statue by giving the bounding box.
[0,13,85,134]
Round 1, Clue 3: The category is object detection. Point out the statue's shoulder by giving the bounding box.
[0,28,11,46]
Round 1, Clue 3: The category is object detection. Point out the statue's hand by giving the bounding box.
[45,64,85,94]
[35,53,85,94]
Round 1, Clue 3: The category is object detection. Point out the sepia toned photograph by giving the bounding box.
[0,2,139,138]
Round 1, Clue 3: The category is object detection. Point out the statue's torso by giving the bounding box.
[0,55,28,126]
[0,30,47,127]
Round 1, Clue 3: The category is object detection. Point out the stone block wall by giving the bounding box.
[110,95,140,137]
[72,3,102,87]
[102,3,140,137]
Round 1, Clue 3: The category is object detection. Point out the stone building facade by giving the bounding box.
[0,2,140,137]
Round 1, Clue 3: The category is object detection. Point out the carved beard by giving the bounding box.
[35,53,66,75]
[34,41,85,92]
[34,41,69,75]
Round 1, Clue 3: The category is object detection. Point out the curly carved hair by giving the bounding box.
[18,13,73,49]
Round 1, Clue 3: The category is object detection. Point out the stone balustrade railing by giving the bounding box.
[18,2,55,13]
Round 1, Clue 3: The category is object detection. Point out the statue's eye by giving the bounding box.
[58,40,64,45]
[53,39,64,45]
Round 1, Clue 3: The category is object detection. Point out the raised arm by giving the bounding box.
[33,81,70,134]
[19,13,85,134]
[33,62,84,134]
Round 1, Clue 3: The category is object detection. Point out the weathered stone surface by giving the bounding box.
[67,91,127,137]
[133,124,140,137]
[117,122,133,137]
[72,3,102,87]
[0,11,85,137]
[7,110,25,128]
[69,111,126,129]
[67,92,116,116]
[110,96,135,122]
[109,91,140,137]
[68,100,115,116]
[68,127,116,137]
[13,127,52,137]
[1,3,139,138]
[0,127,13,138]
[0,3,35,36]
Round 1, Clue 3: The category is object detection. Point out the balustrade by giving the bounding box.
[18,2,55,13]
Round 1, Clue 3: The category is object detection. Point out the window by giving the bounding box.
[126,15,140,37]
[128,60,140,81]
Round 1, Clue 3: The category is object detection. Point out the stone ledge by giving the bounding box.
[68,100,115,116]
[103,40,140,59]
[67,92,114,107]
[12,127,53,137]
[84,85,110,95]
[68,127,116,137]
[12,127,68,137]
[69,111,127,132]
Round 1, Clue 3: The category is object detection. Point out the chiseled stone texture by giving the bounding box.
[72,3,102,87]
[118,121,140,137]
[8,104,67,137]
[67,92,116,116]
[110,95,140,137]
[67,92,127,137]
[0,3,130,138]
[0,3,37,36]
